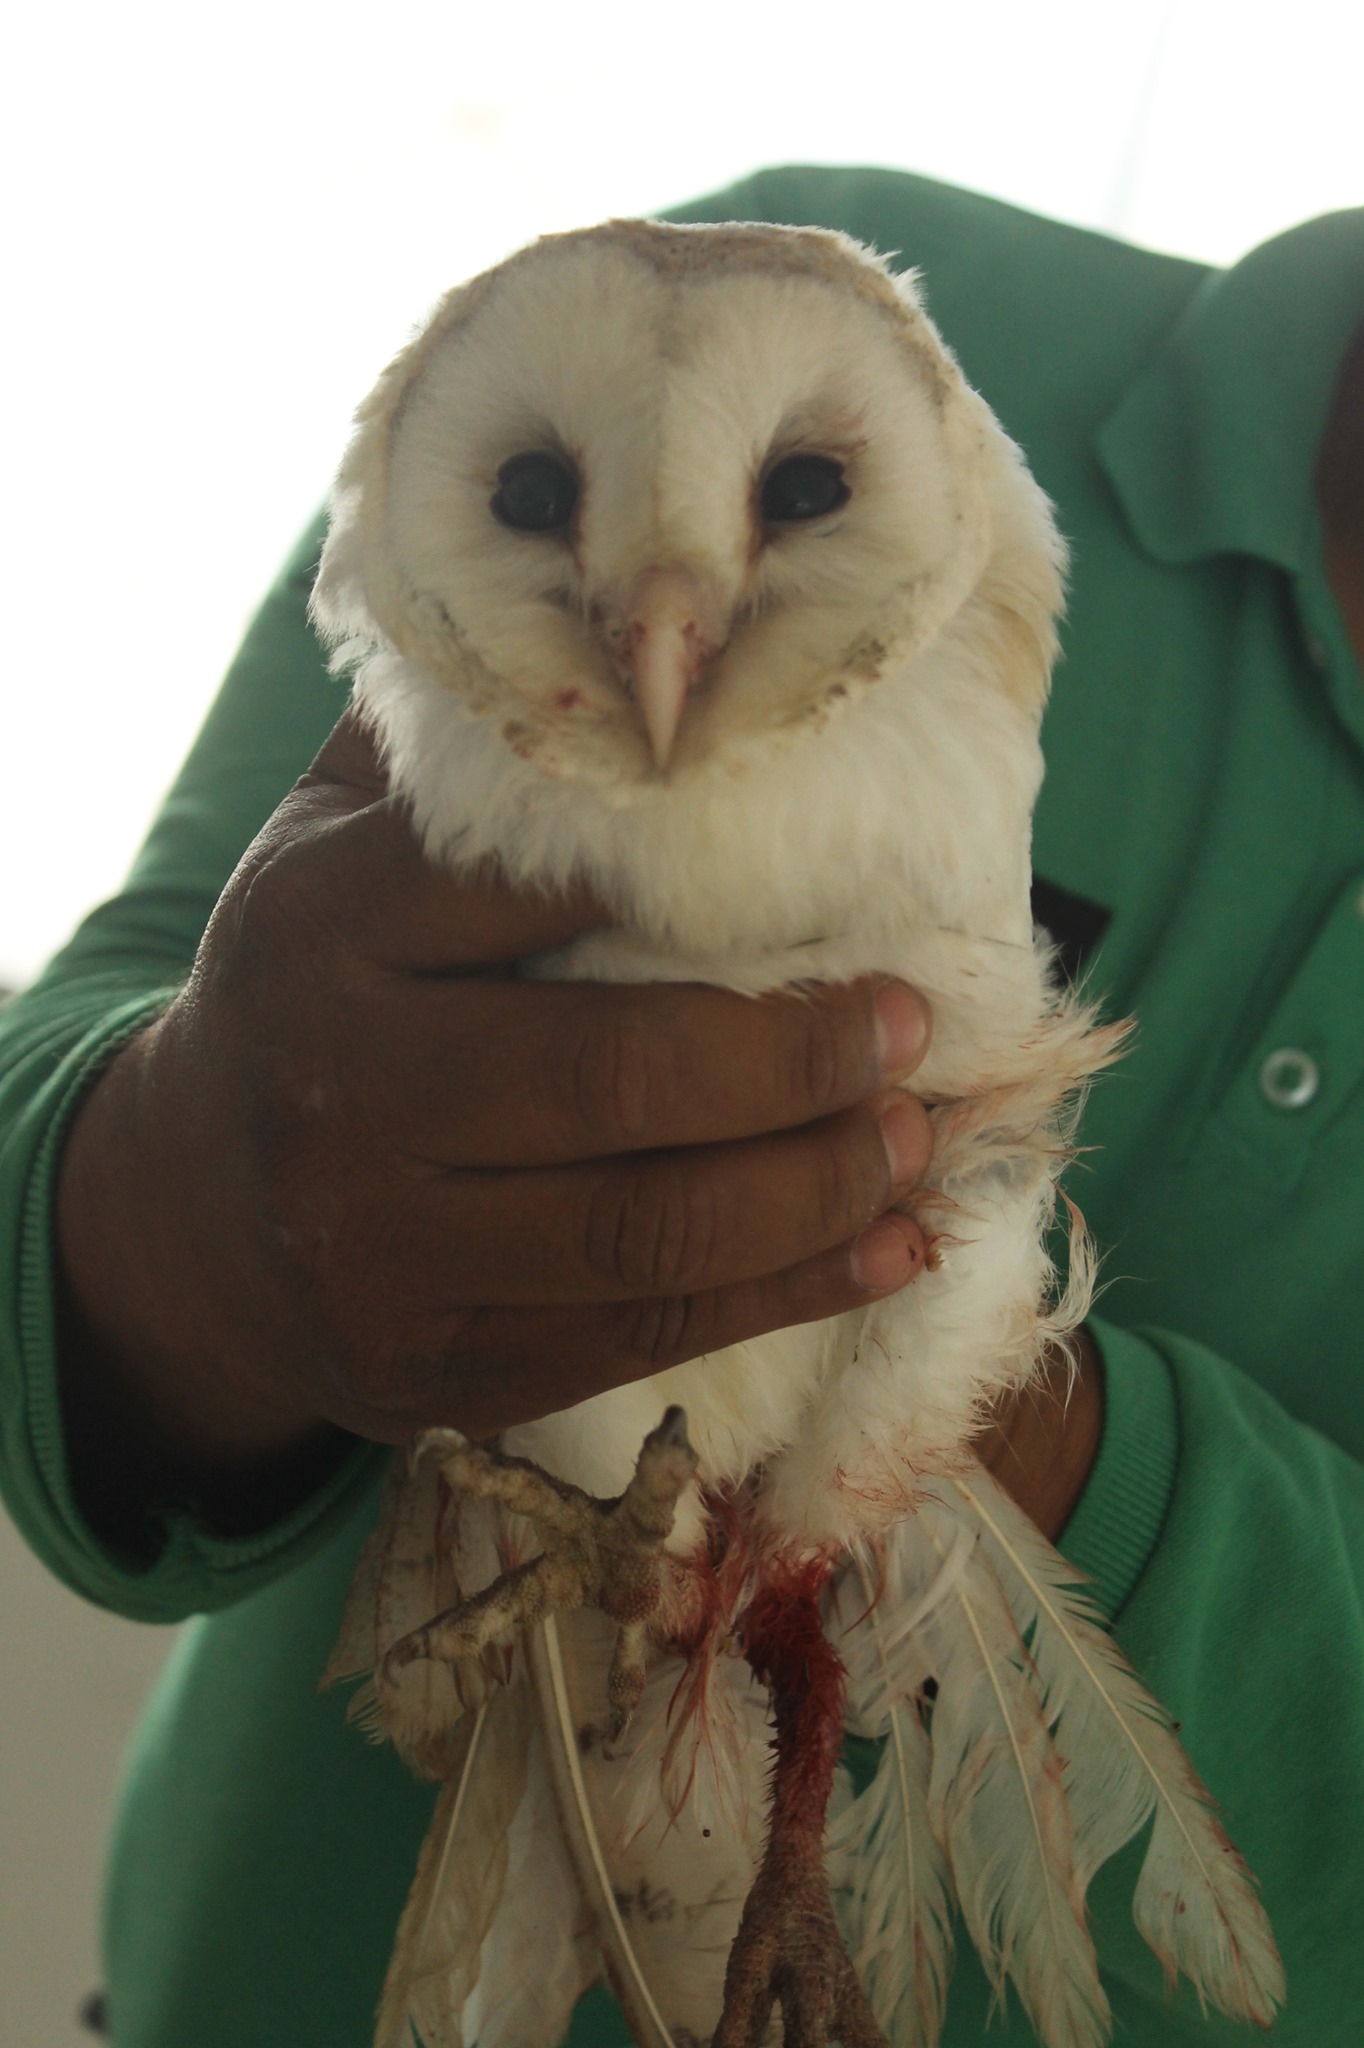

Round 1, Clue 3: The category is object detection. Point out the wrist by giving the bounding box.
[55,1010,341,1542]
[974,1327,1104,1542]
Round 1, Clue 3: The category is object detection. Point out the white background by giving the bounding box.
[1,0,1361,991]
[0,3,1359,2044]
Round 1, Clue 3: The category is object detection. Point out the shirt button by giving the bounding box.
[1259,1047,1320,1110]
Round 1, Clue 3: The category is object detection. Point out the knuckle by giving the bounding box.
[325,1329,438,1441]
[585,1160,720,1295]
[216,815,353,992]
[244,1043,342,1201]
[200,858,320,1041]
[226,832,314,953]
[386,1316,491,1436]
[810,1115,884,1239]
[564,1002,670,1150]
[810,1131,857,1239]
[309,1234,487,1435]
[897,1094,935,1181]
[622,1290,712,1370]
[792,991,867,1119]
[319,1324,399,1427]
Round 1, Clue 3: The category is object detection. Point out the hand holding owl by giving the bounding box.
[55,712,933,1536]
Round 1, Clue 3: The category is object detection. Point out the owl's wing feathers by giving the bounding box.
[375,1679,532,2048]
[828,1557,956,2048]
[950,1470,1284,2026]
[835,1476,1282,2048]
[458,1690,598,2048]
[889,1498,1111,2048]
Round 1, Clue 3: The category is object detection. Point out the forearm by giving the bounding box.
[55,1007,349,1553]
[56,1025,348,1553]
[0,965,378,1622]
[975,1323,1103,1543]
[0,518,368,1615]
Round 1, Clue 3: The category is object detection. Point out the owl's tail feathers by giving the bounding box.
[460,1665,599,2048]
[833,1472,1283,2048]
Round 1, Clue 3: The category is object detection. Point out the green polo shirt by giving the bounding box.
[1,167,1361,2046]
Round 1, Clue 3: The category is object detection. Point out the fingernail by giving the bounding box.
[879,1095,926,1188]
[874,981,928,1081]
[851,1213,922,1292]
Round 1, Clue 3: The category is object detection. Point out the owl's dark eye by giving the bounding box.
[761,454,850,524]
[491,452,579,533]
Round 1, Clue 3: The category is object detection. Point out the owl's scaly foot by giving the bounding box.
[383,1407,698,1741]
[713,1562,888,2048]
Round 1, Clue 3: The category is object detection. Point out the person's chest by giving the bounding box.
[1033,535,1364,1450]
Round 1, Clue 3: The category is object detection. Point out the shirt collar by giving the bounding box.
[1095,209,1364,574]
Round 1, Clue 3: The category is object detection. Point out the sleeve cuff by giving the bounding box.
[1057,1316,1181,1620]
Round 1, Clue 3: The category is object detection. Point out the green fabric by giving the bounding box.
[1053,1318,1178,1625]
[0,164,1361,2044]
[0,524,379,1619]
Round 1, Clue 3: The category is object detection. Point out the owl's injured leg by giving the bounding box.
[384,1407,698,1740]
[713,1563,888,2048]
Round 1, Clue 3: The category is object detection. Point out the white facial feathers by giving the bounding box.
[312,220,1065,957]
[314,221,1062,785]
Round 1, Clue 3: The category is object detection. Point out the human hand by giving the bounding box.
[974,1326,1103,1542]
[56,714,934,1532]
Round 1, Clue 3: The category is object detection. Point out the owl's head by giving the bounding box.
[314,220,1063,796]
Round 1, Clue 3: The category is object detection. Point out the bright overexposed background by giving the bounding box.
[2,0,1362,991]
[0,4,1360,2044]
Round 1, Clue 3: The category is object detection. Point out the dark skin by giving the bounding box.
[57,714,938,1550]
[984,314,1364,1529]
[55,321,1364,1561]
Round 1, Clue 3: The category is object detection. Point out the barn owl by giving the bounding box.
[314,220,1281,2048]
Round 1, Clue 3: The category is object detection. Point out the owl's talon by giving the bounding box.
[388,1408,699,1730]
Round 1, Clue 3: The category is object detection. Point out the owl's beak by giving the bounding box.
[613,567,720,771]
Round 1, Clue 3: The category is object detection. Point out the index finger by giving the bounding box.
[376,972,932,1165]
[287,709,615,970]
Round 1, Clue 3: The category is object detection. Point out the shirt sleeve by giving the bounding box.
[0,515,381,1622]
[1050,1315,1364,2031]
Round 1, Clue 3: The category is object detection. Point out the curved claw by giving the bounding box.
[408,1424,470,1474]
[390,1410,699,1739]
